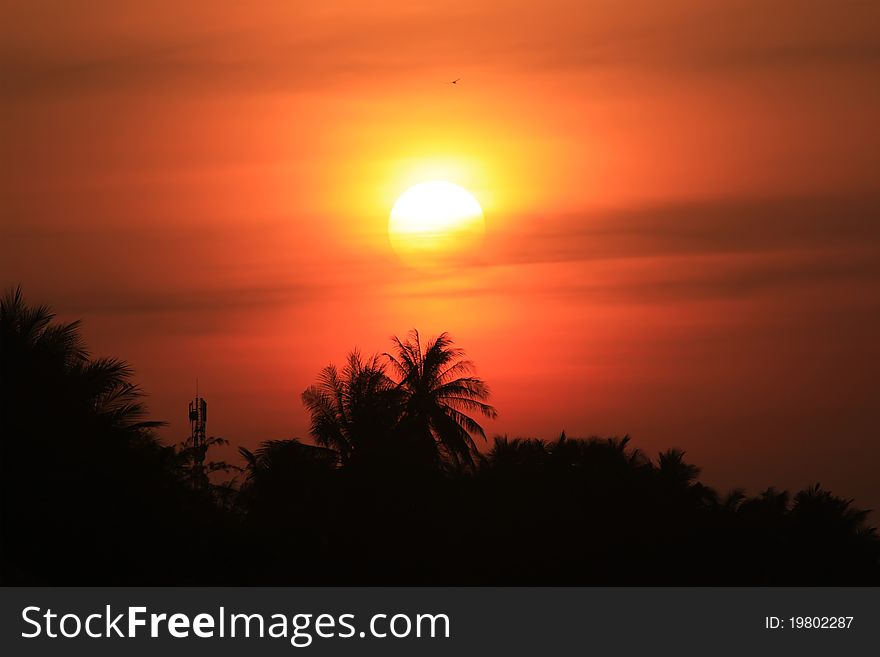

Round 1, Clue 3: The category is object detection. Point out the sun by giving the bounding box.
[388,180,485,267]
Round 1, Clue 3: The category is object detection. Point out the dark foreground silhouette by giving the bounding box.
[2,288,878,585]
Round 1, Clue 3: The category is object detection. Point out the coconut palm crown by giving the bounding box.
[383,329,497,466]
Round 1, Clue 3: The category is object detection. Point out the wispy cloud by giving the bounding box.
[384,195,880,306]
[3,1,877,99]
[497,195,880,265]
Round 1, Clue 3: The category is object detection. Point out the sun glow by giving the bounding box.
[388,180,485,267]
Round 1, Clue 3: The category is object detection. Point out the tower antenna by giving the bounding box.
[188,382,207,489]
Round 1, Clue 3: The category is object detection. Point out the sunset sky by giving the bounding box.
[3,1,879,509]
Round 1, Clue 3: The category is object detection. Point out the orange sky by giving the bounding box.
[3,1,880,509]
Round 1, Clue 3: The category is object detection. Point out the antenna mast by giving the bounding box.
[188,383,207,488]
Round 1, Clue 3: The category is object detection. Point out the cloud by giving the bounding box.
[0,3,485,98]
[57,282,326,317]
[551,249,880,305]
[384,194,880,306]
[497,195,880,265]
[2,1,878,99]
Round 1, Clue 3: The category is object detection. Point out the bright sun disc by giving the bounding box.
[388,180,485,267]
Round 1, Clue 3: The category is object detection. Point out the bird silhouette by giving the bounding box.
[449,78,461,85]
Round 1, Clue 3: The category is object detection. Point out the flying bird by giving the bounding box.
[449,78,461,85]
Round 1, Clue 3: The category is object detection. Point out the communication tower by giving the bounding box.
[188,386,208,487]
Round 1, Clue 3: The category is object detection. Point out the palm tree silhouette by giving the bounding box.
[238,438,339,507]
[0,287,208,585]
[792,483,874,537]
[7,285,880,585]
[301,350,400,463]
[383,329,497,467]
[1,286,162,435]
[657,448,701,486]
[485,436,549,470]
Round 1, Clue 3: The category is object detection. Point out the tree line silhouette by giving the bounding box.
[2,287,878,584]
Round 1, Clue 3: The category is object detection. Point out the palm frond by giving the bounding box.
[437,395,498,417]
